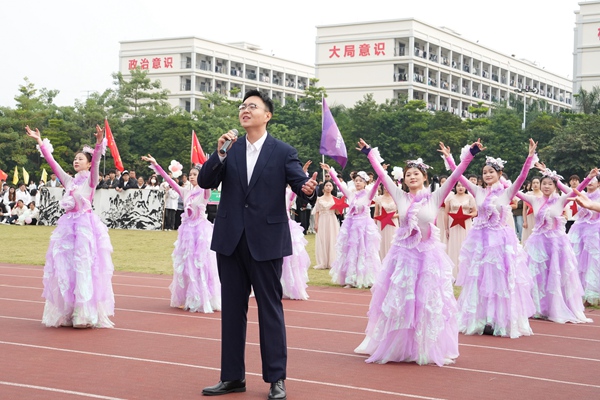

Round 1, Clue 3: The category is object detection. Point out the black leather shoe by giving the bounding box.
[268,379,286,400]
[202,379,246,396]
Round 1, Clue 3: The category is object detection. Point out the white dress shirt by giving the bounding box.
[218,131,268,185]
[246,132,268,184]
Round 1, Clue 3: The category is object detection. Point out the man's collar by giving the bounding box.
[246,131,268,151]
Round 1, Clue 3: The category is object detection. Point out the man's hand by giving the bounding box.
[217,130,238,156]
[302,172,318,196]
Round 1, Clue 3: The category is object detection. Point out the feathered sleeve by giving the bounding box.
[37,139,70,187]
[365,147,401,198]
[89,139,107,189]
[443,145,479,197]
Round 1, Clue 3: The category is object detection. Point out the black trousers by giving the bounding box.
[216,232,286,383]
[164,209,176,230]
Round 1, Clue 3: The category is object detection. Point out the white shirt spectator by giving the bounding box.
[11,203,27,219]
[18,206,39,225]
[16,189,31,205]
[165,187,180,210]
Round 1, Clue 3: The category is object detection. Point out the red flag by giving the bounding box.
[0,169,7,181]
[191,130,207,165]
[105,118,124,172]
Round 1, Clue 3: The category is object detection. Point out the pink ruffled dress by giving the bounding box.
[569,189,600,305]
[151,164,220,313]
[280,188,310,300]
[520,177,593,323]
[450,152,537,338]
[39,139,115,328]
[328,168,381,288]
[354,148,476,366]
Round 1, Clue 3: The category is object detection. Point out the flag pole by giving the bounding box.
[103,116,107,176]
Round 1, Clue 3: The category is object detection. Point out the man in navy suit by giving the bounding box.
[200,90,317,400]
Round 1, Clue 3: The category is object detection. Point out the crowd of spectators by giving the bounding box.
[1,180,40,225]
[0,167,200,230]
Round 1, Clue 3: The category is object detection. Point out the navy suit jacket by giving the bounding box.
[199,134,313,262]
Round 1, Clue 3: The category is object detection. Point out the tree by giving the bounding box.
[544,115,600,178]
[573,86,600,115]
[109,68,172,118]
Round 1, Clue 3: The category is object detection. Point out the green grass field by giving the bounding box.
[0,225,339,287]
[0,224,466,296]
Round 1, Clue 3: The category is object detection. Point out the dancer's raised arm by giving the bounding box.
[356,139,399,197]
[141,155,183,198]
[434,140,483,207]
[25,126,70,186]
[438,142,479,196]
[89,125,105,189]
[573,188,600,212]
[320,162,351,199]
[504,139,538,201]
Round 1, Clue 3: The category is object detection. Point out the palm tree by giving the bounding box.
[574,86,600,114]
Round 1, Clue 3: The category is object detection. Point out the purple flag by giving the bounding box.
[320,98,347,169]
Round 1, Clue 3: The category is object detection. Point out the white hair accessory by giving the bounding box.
[406,158,431,171]
[356,171,370,182]
[540,168,564,181]
[391,166,404,181]
[82,145,94,155]
[485,156,506,171]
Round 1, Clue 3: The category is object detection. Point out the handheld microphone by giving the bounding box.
[219,129,238,155]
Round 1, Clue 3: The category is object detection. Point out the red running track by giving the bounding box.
[1,263,599,399]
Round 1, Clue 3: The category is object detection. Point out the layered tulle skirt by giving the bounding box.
[330,214,381,288]
[527,230,591,323]
[42,211,115,328]
[170,216,221,313]
[570,221,600,305]
[456,225,535,338]
[355,234,458,366]
[281,219,310,300]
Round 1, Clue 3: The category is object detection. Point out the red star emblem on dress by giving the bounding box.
[374,207,397,230]
[525,201,533,216]
[330,196,349,213]
[570,200,578,216]
[448,206,471,229]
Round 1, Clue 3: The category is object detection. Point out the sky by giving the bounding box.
[0,0,588,108]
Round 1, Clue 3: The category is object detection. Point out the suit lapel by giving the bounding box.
[235,136,249,193]
[247,134,275,193]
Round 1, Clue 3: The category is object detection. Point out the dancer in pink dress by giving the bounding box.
[519,163,596,323]
[26,125,115,328]
[570,176,600,305]
[313,181,340,270]
[354,139,483,366]
[442,139,538,338]
[281,186,310,300]
[321,164,382,288]
[142,155,220,313]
